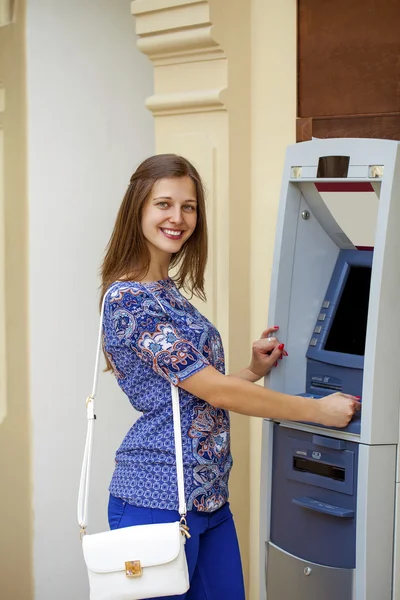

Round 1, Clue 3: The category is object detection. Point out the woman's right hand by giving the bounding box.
[316,393,361,428]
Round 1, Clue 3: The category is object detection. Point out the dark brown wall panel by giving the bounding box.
[298,0,400,118]
[297,114,400,142]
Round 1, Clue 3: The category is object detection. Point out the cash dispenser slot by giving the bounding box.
[293,456,345,482]
[311,382,342,392]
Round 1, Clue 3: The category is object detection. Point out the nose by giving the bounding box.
[169,206,184,225]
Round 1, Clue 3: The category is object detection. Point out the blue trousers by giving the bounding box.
[108,495,246,600]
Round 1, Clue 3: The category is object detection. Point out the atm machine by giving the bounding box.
[260,139,400,600]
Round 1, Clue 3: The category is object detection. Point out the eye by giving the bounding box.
[156,201,169,209]
[183,204,197,212]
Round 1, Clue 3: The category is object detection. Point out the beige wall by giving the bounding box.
[0,1,32,599]
[249,2,296,597]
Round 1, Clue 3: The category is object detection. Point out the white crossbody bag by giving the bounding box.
[77,291,190,600]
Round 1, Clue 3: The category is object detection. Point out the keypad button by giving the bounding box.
[322,301,330,309]
[318,313,326,321]
[310,338,318,346]
[314,326,322,334]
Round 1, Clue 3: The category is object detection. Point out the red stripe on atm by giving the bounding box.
[356,246,374,251]
[315,182,374,192]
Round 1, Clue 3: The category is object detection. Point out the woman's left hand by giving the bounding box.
[248,326,288,379]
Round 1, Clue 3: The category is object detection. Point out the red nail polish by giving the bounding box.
[355,396,361,399]
[274,326,279,329]
[278,344,284,350]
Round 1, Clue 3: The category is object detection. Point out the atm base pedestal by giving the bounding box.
[266,542,354,600]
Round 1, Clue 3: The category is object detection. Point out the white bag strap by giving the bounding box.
[77,288,187,535]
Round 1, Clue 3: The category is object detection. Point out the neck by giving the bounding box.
[139,246,171,283]
[141,268,169,282]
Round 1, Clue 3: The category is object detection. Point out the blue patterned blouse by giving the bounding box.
[103,278,232,513]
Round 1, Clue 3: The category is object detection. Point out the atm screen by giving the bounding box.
[324,266,371,356]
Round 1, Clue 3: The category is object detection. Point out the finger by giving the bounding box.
[340,395,361,412]
[255,338,280,354]
[341,393,362,401]
[261,326,279,339]
[268,345,285,363]
[271,343,285,356]
[264,339,288,357]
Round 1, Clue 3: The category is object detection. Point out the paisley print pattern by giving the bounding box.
[103,278,232,512]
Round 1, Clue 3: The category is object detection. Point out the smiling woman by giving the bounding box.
[101,154,208,312]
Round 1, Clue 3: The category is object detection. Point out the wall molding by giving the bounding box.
[136,26,223,65]
[132,0,224,65]
[145,88,226,115]
[133,0,205,15]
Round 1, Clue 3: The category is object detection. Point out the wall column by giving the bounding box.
[132,0,251,588]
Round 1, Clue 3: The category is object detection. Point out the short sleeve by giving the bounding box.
[104,284,209,385]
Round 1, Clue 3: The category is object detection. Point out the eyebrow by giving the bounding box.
[153,196,197,203]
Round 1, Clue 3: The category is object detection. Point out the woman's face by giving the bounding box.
[141,176,198,259]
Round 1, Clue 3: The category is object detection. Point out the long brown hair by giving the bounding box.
[100,154,208,306]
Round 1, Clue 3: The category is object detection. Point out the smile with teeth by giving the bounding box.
[160,228,184,239]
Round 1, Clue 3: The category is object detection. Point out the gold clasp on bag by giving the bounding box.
[180,516,191,539]
[125,561,142,578]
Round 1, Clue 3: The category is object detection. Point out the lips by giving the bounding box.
[160,228,184,240]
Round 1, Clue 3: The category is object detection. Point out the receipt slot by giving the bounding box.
[260,139,400,600]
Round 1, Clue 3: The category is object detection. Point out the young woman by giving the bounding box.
[101,154,360,600]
